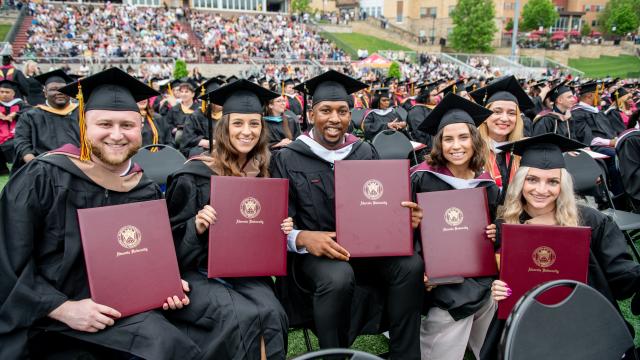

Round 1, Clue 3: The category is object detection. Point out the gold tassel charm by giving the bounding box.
[77,81,92,161]
[593,83,600,107]
[201,86,206,113]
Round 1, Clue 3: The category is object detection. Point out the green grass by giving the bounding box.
[321,32,411,59]
[0,174,7,191]
[0,24,11,42]
[569,55,640,78]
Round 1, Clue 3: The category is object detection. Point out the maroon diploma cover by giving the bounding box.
[417,187,496,284]
[335,160,413,257]
[77,199,184,317]
[498,224,591,319]
[208,177,289,278]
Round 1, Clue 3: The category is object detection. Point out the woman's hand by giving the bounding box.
[281,217,294,235]
[401,201,423,229]
[163,280,191,310]
[195,205,217,235]
[486,223,497,242]
[491,280,511,302]
[424,274,436,292]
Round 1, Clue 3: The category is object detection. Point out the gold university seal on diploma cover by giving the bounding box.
[240,197,262,219]
[363,179,384,200]
[117,225,142,249]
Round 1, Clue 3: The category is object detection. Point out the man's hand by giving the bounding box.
[23,154,36,163]
[486,223,496,242]
[48,299,121,333]
[195,205,217,235]
[401,201,423,229]
[163,280,190,310]
[198,139,210,149]
[297,231,350,261]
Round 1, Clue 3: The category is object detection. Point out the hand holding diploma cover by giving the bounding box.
[417,187,497,285]
[498,223,590,319]
[335,159,413,257]
[208,176,289,277]
[77,199,184,317]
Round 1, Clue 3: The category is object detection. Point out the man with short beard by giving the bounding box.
[0,68,200,359]
[12,69,80,173]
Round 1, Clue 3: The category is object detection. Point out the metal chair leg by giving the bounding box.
[624,231,640,262]
[302,328,313,352]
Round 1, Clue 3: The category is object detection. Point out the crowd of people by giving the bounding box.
[21,2,196,61]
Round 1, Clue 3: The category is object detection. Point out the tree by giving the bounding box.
[581,23,591,37]
[450,0,498,53]
[290,0,311,14]
[388,62,401,79]
[505,18,514,32]
[599,0,640,36]
[173,59,188,80]
[521,0,558,31]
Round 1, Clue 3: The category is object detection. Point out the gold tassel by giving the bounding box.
[168,82,173,97]
[201,86,206,113]
[411,83,415,96]
[453,84,457,95]
[77,81,92,161]
[472,84,477,91]
[593,83,600,107]
[615,90,620,109]
[281,81,285,97]
[147,114,159,153]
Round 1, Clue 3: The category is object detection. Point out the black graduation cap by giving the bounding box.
[34,69,75,86]
[247,75,258,83]
[226,75,239,84]
[497,133,586,170]
[469,75,534,110]
[283,78,296,87]
[58,67,158,112]
[605,78,620,88]
[199,77,226,95]
[464,80,479,93]
[177,77,198,91]
[544,80,574,103]
[418,93,493,136]
[0,79,21,94]
[57,67,158,161]
[201,79,278,115]
[438,79,464,96]
[579,80,601,94]
[417,80,440,94]
[371,87,390,98]
[294,70,368,104]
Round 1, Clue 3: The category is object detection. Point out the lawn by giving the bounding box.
[321,31,411,59]
[0,24,11,42]
[569,55,640,78]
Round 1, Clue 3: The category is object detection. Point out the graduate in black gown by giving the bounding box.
[263,93,301,152]
[410,94,499,360]
[12,69,79,173]
[180,78,226,157]
[163,78,200,146]
[361,88,405,141]
[407,81,439,150]
[165,80,290,360]
[486,134,640,359]
[0,68,199,360]
[271,70,425,359]
[616,126,640,207]
[532,81,587,140]
[137,96,171,147]
[603,87,632,135]
[283,78,304,116]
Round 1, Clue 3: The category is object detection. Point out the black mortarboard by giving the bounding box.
[294,70,368,104]
[418,93,493,136]
[578,80,601,94]
[544,80,573,102]
[438,79,464,96]
[371,87,390,97]
[464,80,479,93]
[201,79,278,115]
[283,78,296,86]
[469,75,534,110]
[418,80,440,94]
[58,67,158,161]
[0,79,19,92]
[226,75,239,83]
[177,77,198,91]
[199,77,226,95]
[497,133,585,169]
[247,75,258,83]
[34,69,75,86]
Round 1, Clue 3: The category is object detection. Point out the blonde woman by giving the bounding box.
[22,60,45,105]
[469,76,533,189]
[486,134,640,358]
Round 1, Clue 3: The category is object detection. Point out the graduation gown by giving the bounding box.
[616,129,640,201]
[0,145,200,360]
[410,163,500,320]
[141,113,170,147]
[164,102,200,132]
[269,136,385,329]
[407,104,433,148]
[604,107,627,135]
[165,158,288,360]
[285,94,303,116]
[23,76,45,105]
[362,108,401,141]
[532,111,588,140]
[572,104,616,145]
[265,113,301,150]
[180,109,216,157]
[12,103,79,173]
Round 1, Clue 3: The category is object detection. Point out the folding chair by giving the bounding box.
[351,109,367,130]
[500,280,635,360]
[564,151,640,261]
[132,144,186,187]
[372,130,418,164]
[394,106,408,122]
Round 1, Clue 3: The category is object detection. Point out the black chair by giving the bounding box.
[394,106,408,122]
[564,150,640,261]
[615,131,640,211]
[372,130,417,163]
[500,280,635,360]
[292,349,383,360]
[132,144,186,186]
[351,109,367,130]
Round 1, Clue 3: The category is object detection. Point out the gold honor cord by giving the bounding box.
[147,114,159,152]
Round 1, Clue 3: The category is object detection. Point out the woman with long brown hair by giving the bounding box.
[137,98,171,147]
[263,94,300,151]
[165,80,291,360]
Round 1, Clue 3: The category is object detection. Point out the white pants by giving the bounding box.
[420,298,497,360]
